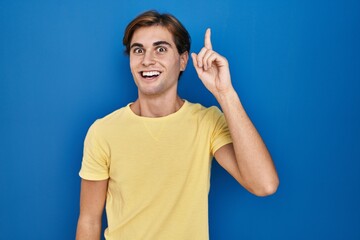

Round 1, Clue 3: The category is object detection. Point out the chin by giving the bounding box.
[138,86,164,96]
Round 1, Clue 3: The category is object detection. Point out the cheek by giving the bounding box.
[162,56,180,68]
[129,58,139,72]
[173,60,182,70]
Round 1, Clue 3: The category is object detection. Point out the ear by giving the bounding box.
[179,51,189,71]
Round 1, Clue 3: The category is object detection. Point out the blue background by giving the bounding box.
[1,0,359,239]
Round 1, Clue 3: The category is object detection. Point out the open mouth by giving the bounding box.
[140,71,161,80]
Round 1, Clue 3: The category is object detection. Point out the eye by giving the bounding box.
[133,48,144,54]
[156,46,167,53]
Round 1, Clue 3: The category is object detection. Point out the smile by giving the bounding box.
[141,71,161,78]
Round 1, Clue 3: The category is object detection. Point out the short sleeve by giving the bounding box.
[79,121,110,180]
[210,107,233,156]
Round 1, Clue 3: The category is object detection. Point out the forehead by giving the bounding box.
[131,26,175,45]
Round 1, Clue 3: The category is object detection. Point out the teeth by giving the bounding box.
[142,71,160,77]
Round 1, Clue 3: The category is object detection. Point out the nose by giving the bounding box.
[142,51,156,66]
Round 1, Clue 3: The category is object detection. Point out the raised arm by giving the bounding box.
[76,179,108,240]
[191,29,279,196]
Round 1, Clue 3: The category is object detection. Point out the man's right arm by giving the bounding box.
[76,179,108,240]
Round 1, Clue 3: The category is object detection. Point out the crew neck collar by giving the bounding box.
[127,99,189,121]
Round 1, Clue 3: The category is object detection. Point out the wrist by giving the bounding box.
[215,87,238,104]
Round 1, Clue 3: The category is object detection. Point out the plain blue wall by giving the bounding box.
[1,0,359,239]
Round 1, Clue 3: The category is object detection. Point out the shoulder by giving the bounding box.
[95,104,130,124]
[87,104,131,133]
[186,100,223,119]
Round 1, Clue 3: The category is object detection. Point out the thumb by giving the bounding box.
[191,53,201,72]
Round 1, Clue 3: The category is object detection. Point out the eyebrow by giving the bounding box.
[153,41,172,47]
[130,41,173,49]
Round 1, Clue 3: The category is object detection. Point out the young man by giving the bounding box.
[76,10,279,240]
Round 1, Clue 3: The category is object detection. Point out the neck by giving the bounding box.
[130,94,184,118]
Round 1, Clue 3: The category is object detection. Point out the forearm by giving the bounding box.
[216,88,279,196]
[76,216,102,240]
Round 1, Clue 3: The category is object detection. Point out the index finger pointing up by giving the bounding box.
[204,28,212,50]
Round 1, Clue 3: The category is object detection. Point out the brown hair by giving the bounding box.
[123,10,191,55]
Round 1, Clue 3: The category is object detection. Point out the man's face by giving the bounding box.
[129,26,188,97]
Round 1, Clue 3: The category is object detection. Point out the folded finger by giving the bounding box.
[203,50,215,70]
[196,47,210,68]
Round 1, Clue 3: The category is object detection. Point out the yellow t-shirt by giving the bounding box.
[79,100,232,240]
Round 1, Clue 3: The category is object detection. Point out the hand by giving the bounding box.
[191,28,233,98]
